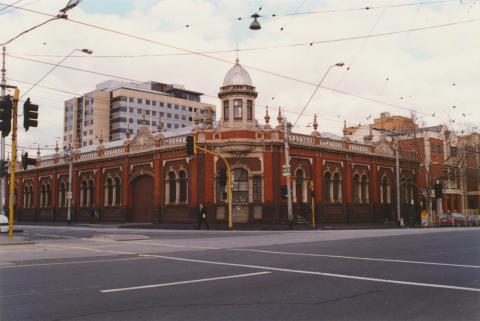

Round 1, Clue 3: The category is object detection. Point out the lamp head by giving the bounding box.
[249,13,261,30]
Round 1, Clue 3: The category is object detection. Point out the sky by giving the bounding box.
[0,0,479,155]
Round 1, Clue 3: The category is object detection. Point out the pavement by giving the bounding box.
[0,225,478,321]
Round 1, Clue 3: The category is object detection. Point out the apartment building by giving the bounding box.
[63,80,216,146]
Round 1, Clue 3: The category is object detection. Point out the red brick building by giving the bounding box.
[11,61,419,225]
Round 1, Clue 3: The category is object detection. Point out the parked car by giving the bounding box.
[451,213,467,226]
[438,213,453,226]
[467,215,480,227]
[0,215,8,233]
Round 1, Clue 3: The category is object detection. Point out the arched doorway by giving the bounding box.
[131,175,154,222]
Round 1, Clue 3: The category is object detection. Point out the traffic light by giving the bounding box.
[186,135,195,155]
[0,95,12,137]
[218,168,227,186]
[280,185,288,199]
[23,98,38,131]
[0,160,7,177]
[21,152,37,170]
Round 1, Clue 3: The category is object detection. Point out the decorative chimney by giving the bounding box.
[312,113,320,136]
[264,106,271,129]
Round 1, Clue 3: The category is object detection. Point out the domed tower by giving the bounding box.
[218,59,258,128]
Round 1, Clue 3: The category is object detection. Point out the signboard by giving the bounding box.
[66,192,73,200]
[282,165,290,177]
[421,210,429,227]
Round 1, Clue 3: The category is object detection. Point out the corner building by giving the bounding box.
[14,61,419,225]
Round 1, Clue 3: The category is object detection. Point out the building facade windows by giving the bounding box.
[223,100,229,120]
[232,168,248,203]
[179,170,187,203]
[295,169,304,203]
[253,176,262,202]
[233,99,242,119]
[247,100,253,120]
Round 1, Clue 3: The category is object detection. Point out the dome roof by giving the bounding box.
[222,59,253,86]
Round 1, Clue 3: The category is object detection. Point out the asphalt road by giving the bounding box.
[0,225,479,321]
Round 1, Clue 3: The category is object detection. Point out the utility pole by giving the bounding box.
[65,144,73,224]
[1,46,6,216]
[393,137,403,227]
[8,88,19,237]
[284,116,293,228]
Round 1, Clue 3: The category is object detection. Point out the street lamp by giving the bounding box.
[0,0,83,46]
[292,62,344,127]
[249,13,261,30]
[284,62,344,228]
[20,48,93,99]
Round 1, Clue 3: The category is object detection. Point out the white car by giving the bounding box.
[0,215,8,233]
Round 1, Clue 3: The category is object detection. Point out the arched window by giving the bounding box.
[401,177,407,204]
[28,185,33,208]
[407,178,414,204]
[46,184,51,208]
[381,176,390,204]
[179,170,187,203]
[24,185,29,208]
[223,100,229,121]
[81,180,87,207]
[332,172,341,204]
[168,172,176,204]
[295,169,304,203]
[88,180,95,207]
[232,168,248,203]
[114,177,121,206]
[247,100,253,120]
[216,169,226,202]
[106,177,113,206]
[324,172,331,203]
[353,174,360,203]
[60,182,66,208]
[40,184,46,208]
[233,99,243,119]
[361,175,369,204]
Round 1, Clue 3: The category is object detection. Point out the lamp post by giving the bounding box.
[20,48,93,100]
[0,0,84,214]
[63,144,74,223]
[292,62,344,128]
[284,62,344,228]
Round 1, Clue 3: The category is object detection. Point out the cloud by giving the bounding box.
[0,0,479,154]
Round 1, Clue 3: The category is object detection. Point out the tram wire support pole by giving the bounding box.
[8,88,19,237]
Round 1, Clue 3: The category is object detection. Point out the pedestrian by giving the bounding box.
[197,203,209,230]
[89,206,96,224]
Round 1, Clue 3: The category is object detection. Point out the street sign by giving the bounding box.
[282,164,290,177]
[66,192,72,200]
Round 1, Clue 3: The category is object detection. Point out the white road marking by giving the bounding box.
[229,248,480,269]
[33,233,78,239]
[0,256,156,269]
[138,254,480,293]
[65,246,135,255]
[133,240,220,250]
[101,271,271,293]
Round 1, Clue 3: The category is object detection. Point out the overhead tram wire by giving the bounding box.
[6,53,453,122]
[3,4,472,123]
[0,0,23,13]
[15,16,480,60]
[235,0,462,21]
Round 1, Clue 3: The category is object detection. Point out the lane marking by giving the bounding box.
[101,271,271,293]
[229,248,480,269]
[33,233,78,239]
[138,254,480,293]
[0,256,156,269]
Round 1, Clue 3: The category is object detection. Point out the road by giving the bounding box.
[0,225,479,321]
